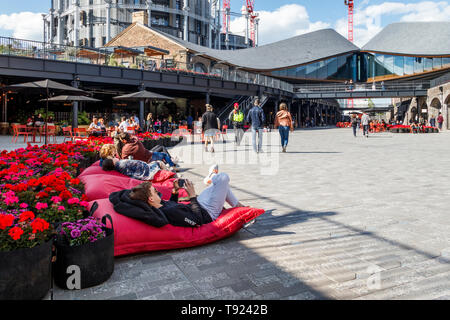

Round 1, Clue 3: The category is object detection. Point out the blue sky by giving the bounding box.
[0,0,449,46]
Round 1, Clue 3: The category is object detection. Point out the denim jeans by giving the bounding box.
[278,126,290,147]
[151,152,175,167]
[363,125,369,136]
[251,127,263,152]
[352,125,357,137]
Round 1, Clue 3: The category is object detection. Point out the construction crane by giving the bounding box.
[345,0,355,108]
[243,0,259,47]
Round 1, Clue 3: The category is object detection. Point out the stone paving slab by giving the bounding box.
[28,128,450,300]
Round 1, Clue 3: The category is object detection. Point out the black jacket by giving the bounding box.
[202,111,219,131]
[109,190,212,228]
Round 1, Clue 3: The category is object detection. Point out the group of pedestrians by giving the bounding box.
[202,98,295,154]
[350,112,371,138]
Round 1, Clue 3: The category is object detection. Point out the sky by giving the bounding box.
[0,0,449,46]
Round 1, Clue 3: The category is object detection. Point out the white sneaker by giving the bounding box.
[203,164,219,185]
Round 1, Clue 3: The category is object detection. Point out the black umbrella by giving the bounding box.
[113,90,174,129]
[39,95,101,102]
[8,79,88,144]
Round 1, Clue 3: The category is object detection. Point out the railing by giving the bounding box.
[0,36,293,93]
[294,81,431,94]
[430,72,450,88]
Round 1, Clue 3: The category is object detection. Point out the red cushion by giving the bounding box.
[152,170,176,183]
[81,173,188,202]
[90,199,265,257]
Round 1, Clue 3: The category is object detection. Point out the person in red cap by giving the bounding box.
[228,102,245,146]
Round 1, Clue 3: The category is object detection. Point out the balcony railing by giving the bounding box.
[0,36,293,93]
[294,81,431,94]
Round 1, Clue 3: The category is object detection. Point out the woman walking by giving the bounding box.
[274,103,294,153]
[201,104,220,153]
[146,113,154,132]
[351,114,358,137]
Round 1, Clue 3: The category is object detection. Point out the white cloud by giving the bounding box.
[0,12,45,41]
[230,1,450,48]
[336,1,450,47]
[230,4,330,45]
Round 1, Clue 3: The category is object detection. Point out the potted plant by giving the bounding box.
[54,215,114,290]
[0,211,53,300]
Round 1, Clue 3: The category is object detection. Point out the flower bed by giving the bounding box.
[0,131,184,297]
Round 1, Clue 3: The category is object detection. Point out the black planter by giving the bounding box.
[0,240,53,300]
[54,214,114,290]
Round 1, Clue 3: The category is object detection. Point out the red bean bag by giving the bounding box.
[79,162,176,183]
[90,198,265,256]
[81,173,188,202]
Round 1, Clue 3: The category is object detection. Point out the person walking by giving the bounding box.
[351,114,358,137]
[437,112,444,131]
[246,98,266,153]
[361,112,370,138]
[146,113,154,132]
[228,102,245,146]
[202,104,220,153]
[430,115,436,128]
[274,103,294,153]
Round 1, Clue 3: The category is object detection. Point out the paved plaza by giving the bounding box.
[9,128,449,300]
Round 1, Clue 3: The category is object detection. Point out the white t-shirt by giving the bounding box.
[119,121,129,132]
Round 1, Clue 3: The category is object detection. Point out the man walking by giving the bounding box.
[228,102,245,146]
[361,112,370,138]
[246,98,266,153]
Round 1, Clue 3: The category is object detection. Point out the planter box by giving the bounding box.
[0,240,53,300]
[54,215,114,290]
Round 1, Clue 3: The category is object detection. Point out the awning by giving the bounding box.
[112,46,142,56]
[143,45,170,57]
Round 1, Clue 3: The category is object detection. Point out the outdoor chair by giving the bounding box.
[39,125,57,143]
[73,128,89,141]
[12,125,30,143]
[62,126,74,142]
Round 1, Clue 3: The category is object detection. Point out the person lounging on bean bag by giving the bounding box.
[89,198,265,256]
[80,173,187,202]
[79,161,176,183]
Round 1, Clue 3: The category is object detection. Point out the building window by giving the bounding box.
[404,56,414,75]
[424,58,433,71]
[433,57,442,69]
[102,37,106,46]
[394,56,404,76]
[414,57,424,74]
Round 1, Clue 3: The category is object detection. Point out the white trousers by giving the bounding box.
[197,173,239,221]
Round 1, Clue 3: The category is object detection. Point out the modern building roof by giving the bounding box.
[150,27,360,71]
[362,22,450,56]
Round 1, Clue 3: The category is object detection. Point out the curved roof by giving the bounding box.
[158,28,360,71]
[362,22,450,56]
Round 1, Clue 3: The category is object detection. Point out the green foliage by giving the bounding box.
[78,111,91,125]
[34,108,55,120]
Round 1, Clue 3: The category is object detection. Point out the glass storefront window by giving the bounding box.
[443,57,450,68]
[296,65,306,78]
[424,58,433,71]
[317,60,327,79]
[414,57,424,74]
[433,57,442,69]
[384,55,394,75]
[327,57,338,78]
[287,67,296,77]
[394,56,404,76]
[306,62,318,79]
[404,56,414,75]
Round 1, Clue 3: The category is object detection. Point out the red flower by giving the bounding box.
[19,211,35,222]
[9,226,24,240]
[0,214,15,230]
[59,190,73,200]
[30,218,50,234]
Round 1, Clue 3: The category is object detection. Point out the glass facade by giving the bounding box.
[270,52,450,82]
[363,53,450,81]
[271,53,354,81]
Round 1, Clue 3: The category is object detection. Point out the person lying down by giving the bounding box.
[109,174,247,228]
